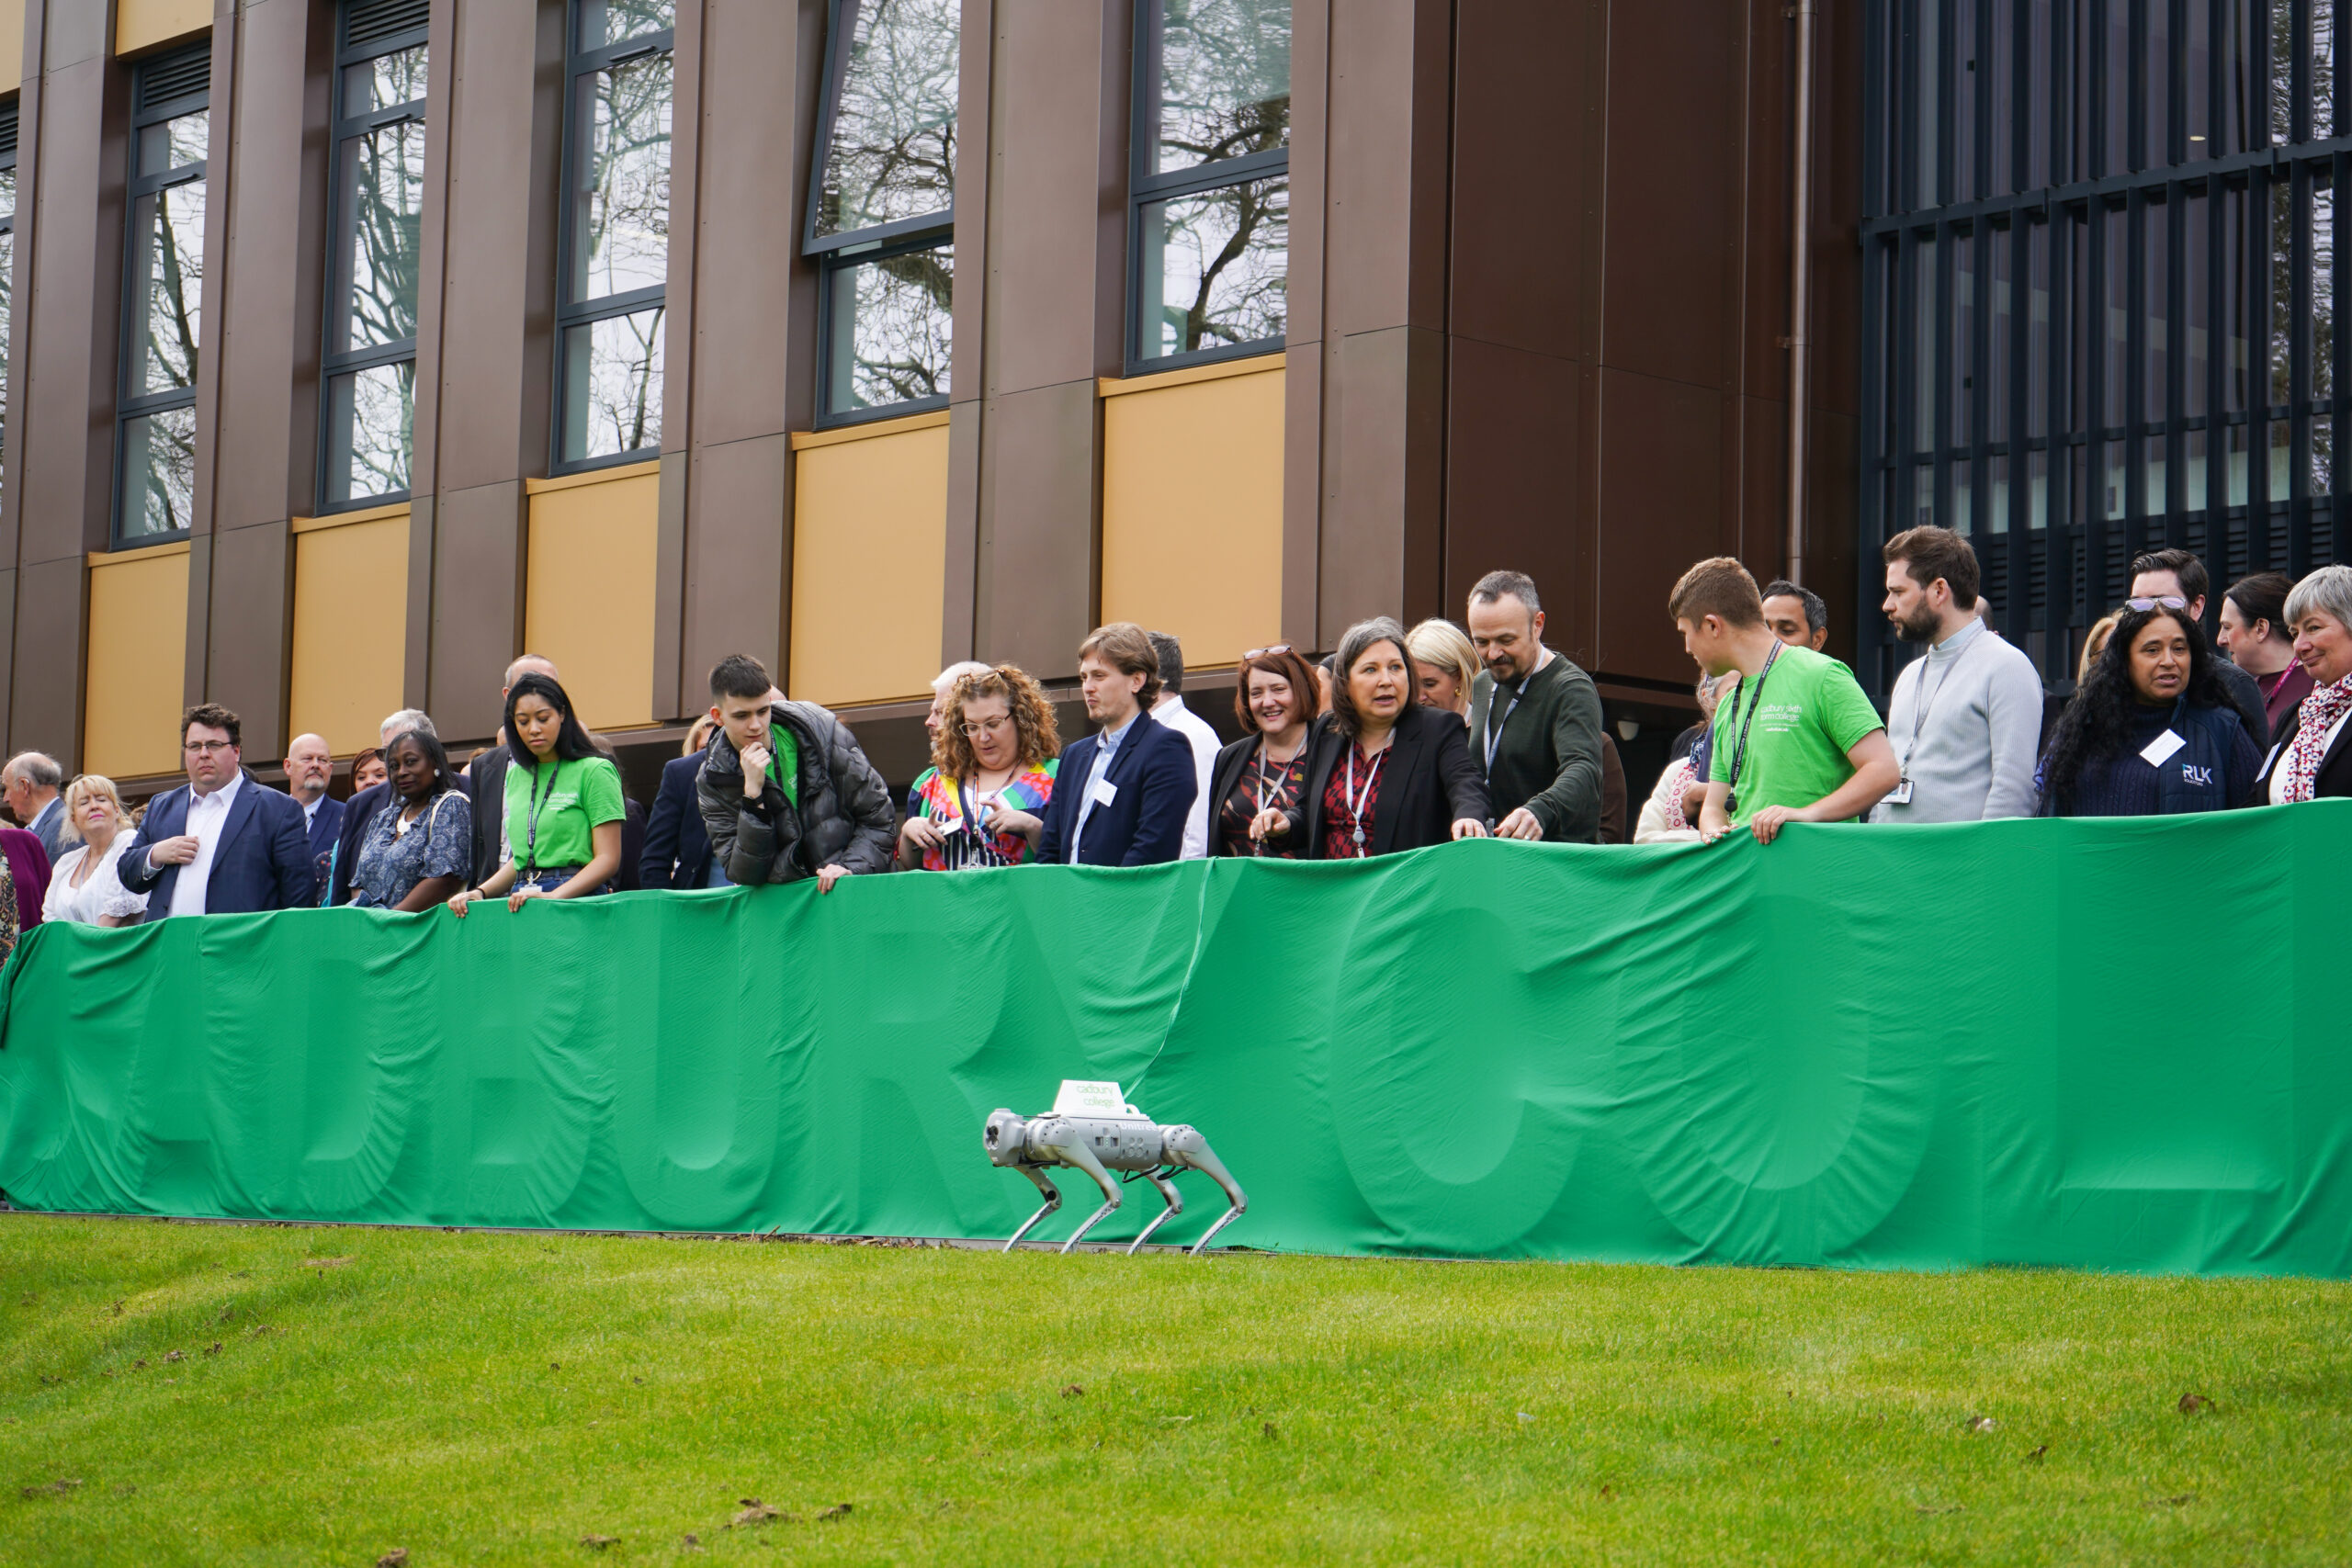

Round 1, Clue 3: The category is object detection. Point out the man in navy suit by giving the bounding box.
[640,741,722,888]
[119,704,316,921]
[1035,623,1199,867]
[282,732,345,905]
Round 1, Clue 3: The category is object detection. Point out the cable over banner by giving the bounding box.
[3,804,2346,1279]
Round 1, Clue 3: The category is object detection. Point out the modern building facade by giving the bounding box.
[0,0,1863,802]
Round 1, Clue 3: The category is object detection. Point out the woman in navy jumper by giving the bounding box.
[2036,600,2260,818]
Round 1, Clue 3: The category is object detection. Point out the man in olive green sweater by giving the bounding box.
[1463,570,1607,842]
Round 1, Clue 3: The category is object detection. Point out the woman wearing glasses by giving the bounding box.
[899,665,1062,870]
[1206,645,1321,858]
[2036,597,2261,817]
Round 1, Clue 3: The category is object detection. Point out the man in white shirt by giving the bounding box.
[1147,632,1224,860]
[1871,526,2048,823]
[119,705,315,919]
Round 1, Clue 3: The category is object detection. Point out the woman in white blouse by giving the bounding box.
[42,774,148,927]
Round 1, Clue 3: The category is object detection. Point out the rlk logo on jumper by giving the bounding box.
[2181,762,2214,788]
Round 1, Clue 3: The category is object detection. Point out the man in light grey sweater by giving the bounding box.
[1871,526,2048,823]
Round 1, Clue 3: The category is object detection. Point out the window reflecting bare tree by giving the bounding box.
[572,51,672,302]
[815,0,958,237]
[833,243,952,410]
[325,42,426,504]
[1143,175,1287,357]
[1150,0,1291,174]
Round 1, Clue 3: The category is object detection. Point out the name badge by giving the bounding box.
[2139,729,2188,768]
[1091,779,1119,807]
[1884,778,1915,807]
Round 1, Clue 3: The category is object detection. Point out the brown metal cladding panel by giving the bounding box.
[1811,0,1863,417]
[1447,0,1594,365]
[650,455,688,716]
[1442,335,1593,667]
[183,17,237,549]
[1321,0,1452,339]
[1738,392,1788,572]
[1280,345,1323,648]
[945,0,993,403]
[0,567,15,747]
[9,557,82,758]
[976,380,1098,679]
[682,434,789,688]
[1284,0,1329,350]
[941,404,981,665]
[426,479,528,736]
[984,0,1112,395]
[210,0,325,534]
[680,0,808,447]
[1318,323,1444,644]
[205,522,293,750]
[17,54,120,566]
[1807,410,1859,661]
[401,0,459,513]
[182,533,211,706]
[430,0,560,492]
[1599,0,1742,393]
[1592,367,1728,682]
[1737,0,1789,406]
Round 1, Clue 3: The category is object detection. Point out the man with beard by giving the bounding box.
[1871,526,2046,823]
[1464,570,1606,842]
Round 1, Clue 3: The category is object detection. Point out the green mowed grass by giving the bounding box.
[0,1215,2346,1565]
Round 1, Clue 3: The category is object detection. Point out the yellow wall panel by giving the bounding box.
[1101,364,1285,668]
[526,468,660,732]
[289,513,409,756]
[0,0,23,96]
[116,0,209,57]
[84,545,190,781]
[790,421,949,708]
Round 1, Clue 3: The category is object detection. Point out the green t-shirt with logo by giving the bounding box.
[502,754,628,872]
[1707,645,1884,823]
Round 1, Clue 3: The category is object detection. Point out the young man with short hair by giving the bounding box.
[1760,579,1831,652]
[1035,623,1198,866]
[119,705,316,918]
[1464,570,1607,841]
[1668,558,1899,844]
[1872,526,2047,822]
[2129,548,2268,747]
[694,654,896,893]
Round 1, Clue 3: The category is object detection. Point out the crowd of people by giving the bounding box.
[2,526,2346,955]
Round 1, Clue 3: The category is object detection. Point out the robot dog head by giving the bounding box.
[982,1108,1031,1168]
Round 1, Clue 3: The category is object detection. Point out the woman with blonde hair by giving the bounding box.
[1406,618,1480,725]
[41,774,148,927]
[899,664,1062,870]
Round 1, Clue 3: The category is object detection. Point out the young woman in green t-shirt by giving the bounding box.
[447,673,627,916]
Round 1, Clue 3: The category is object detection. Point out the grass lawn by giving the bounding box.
[1,1216,2346,1565]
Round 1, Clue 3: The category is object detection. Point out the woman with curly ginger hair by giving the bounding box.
[899,664,1064,870]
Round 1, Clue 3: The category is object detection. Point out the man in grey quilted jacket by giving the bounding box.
[694,654,896,893]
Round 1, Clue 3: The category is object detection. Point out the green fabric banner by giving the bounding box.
[3,804,2346,1278]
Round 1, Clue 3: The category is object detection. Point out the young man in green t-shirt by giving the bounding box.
[1668,556,1899,845]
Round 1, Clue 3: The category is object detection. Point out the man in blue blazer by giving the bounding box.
[1035,623,1199,867]
[640,745,721,888]
[282,732,345,904]
[119,704,317,921]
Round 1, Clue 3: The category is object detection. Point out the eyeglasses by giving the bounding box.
[2124,596,2189,614]
[1243,644,1293,660]
[183,740,236,755]
[958,716,1012,738]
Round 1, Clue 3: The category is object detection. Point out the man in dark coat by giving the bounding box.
[695,655,895,892]
[1463,570,1608,843]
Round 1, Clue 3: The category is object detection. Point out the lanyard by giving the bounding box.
[1901,630,1984,779]
[1484,687,1524,771]
[522,759,561,874]
[1342,744,1388,856]
[1723,643,1782,811]
[1253,736,1304,857]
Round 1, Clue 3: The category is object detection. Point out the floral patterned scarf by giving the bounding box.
[2283,668,2352,802]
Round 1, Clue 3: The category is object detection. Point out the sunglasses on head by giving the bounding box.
[2124,596,2189,614]
[1243,644,1293,660]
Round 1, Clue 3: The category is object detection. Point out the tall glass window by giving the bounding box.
[1861,0,2350,695]
[321,0,429,510]
[1129,0,1290,370]
[557,0,673,470]
[804,0,958,425]
[0,100,18,503]
[115,45,210,545]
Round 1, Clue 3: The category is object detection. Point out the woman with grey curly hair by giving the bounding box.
[2253,563,2352,803]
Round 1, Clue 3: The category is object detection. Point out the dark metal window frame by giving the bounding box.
[551,3,673,475]
[315,8,430,514]
[1123,0,1290,378]
[1860,0,2350,699]
[110,53,209,548]
[803,0,956,428]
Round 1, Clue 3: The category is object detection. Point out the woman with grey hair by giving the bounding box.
[2252,563,2352,803]
[1250,616,1489,857]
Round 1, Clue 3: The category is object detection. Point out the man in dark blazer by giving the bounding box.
[283,732,345,905]
[641,747,718,888]
[1035,623,1199,867]
[119,704,315,921]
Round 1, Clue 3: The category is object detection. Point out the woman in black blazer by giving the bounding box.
[1252,616,1491,858]
[1207,645,1323,857]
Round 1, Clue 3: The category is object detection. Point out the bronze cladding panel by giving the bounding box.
[10,558,82,756]
[976,381,1099,679]
[0,570,14,750]
[1279,0,1329,649]
[938,2,997,668]
[1600,0,1742,395]
[426,480,528,737]
[205,520,294,750]
[1593,368,1730,681]
[1443,338,1593,668]
[1318,323,1444,644]
[681,434,789,688]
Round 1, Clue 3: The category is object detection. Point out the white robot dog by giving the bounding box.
[983,1081,1248,1256]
